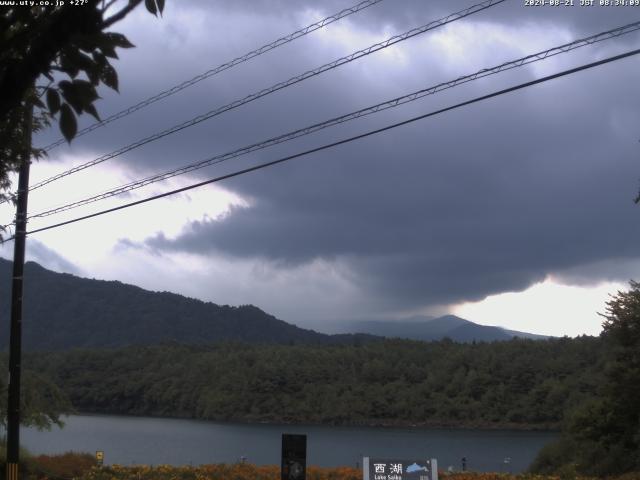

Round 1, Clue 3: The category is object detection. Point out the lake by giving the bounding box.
[21,415,556,473]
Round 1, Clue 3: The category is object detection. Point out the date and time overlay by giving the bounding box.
[1,0,640,9]
[525,0,639,6]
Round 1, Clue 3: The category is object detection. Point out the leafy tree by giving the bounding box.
[0,0,165,424]
[531,281,640,475]
[0,0,165,203]
[0,89,48,204]
[0,359,71,430]
[592,281,640,471]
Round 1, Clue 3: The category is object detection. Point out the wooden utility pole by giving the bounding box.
[6,102,32,480]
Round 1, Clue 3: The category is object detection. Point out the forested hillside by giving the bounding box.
[0,259,375,350]
[24,336,603,429]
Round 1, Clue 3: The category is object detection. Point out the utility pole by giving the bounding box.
[6,101,32,480]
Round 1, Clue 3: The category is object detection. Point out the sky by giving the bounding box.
[2,0,640,337]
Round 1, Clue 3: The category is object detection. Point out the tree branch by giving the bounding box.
[100,0,121,16]
[0,1,102,119]
[102,0,144,28]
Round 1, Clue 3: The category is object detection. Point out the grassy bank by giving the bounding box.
[80,465,640,480]
[5,453,640,480]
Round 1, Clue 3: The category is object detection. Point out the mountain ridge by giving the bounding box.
[0,259,376,350]
[0,258,546,350]
[342,314,549,342]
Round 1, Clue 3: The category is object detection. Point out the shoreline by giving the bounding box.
[66,410,560,433]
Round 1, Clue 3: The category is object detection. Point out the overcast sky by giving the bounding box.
[2,0,639,336]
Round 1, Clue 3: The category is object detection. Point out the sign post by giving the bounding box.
[281,434,306,480]
[363,458,437,480]
[5,102,32,480]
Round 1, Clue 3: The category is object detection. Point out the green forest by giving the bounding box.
[3,282,638,476]
[23,336,602,429]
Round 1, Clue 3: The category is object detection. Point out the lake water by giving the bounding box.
[21,415,556,473]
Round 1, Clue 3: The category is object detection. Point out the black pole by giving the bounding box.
[6,104,32,480]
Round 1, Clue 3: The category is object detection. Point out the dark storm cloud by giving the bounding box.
[146,43,640,310]
[34,0,635,173]
[33,0,640,311]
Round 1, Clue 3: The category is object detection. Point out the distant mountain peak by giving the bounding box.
[0,258,547,349]
[345,314,548,343]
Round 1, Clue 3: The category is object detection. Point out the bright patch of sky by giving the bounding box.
[0,159,245,267]
[453,277,625,337]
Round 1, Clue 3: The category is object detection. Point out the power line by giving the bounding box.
[32,0,504,190]
[27,0,505,192]
[24,20,640,221]
[12,47,639,240]
[40,0,387,152]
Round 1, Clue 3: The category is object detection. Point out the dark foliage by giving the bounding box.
[0,444,98,480]
[24,336,603,429]
[0,359,71,430]
[0,0,162,204]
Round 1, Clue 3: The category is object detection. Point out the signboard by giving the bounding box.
[95,451,104,466]
[281,434,306,480]
[363,458,437,480]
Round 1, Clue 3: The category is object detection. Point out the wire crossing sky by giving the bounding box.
[3,0,638,337]
[23,20,640,222]
[40,0,388,152]
[14,47,640,240]
[28,0,506,193]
